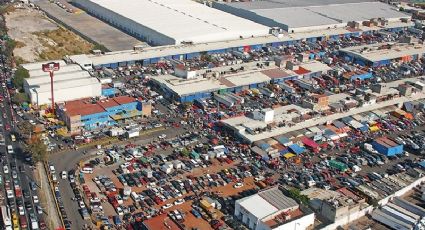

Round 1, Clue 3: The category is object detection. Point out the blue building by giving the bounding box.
[58,96,144,133]
[372,137,404,156]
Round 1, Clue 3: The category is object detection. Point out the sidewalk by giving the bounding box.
[35,162,62,229]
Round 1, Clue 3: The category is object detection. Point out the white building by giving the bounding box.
[72,0,270,46]
[213,0,410,33]
[234,186,315,230]
[22,61,101,106]
[253,108,275,123]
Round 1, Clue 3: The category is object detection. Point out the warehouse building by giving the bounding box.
[152,65,295,103]
[56,96,147,133]
[213,1,410,34]
[340,42,425,67]
[68,16,412,69]
[22,61,101,106]
[72,0,270,46]
[234,186,315,230]
[372,137,404,156]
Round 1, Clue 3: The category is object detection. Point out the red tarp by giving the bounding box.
[301,137,319,149]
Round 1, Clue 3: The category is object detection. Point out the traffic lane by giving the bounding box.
[50,126,184,172]
[57,177,85,230]
[49,127,189,229]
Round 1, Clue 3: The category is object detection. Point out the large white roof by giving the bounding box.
[31,77,100,93]
[238,194,278,219]
[86,0,270,44]
[72,20,412,66]
[216,1,410,30]
[340,42,425,62]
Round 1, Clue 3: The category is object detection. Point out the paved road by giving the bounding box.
[0,53,45,228]
[49,125,189,229]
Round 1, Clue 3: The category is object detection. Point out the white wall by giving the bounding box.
[256,212,315,230]
[234,202,260,230]
[30,83,102,106]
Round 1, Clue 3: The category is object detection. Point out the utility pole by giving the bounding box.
[41,62,60,115]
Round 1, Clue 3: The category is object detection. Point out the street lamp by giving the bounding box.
[41,62,60,115]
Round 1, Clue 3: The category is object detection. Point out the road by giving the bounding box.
[49,123,189,229]
[0,52,45,228]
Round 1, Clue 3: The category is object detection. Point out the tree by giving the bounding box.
[93,43,109,52]
[286,188,310,205]
[19,120,33,139]
[26,136,47,163]
[12,66,29,91]
[11,92,29,104]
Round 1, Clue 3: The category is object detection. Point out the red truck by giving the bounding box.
[14,185,22,198]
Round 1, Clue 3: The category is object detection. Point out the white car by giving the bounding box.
[3,165,8,174]
[116,206,124,216]
[18,206,25,216]
[79,200,85,209]
[233,182,244,189]
[36,205,43,215]
[33,195,39,204]
[174,199,184,205]
[162,203,173,209]
[7,145,13,154]
[61,171,67,179]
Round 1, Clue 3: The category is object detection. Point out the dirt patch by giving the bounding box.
[34,27,94,60]
[5,6,93,62]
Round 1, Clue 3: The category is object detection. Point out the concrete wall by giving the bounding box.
[320,205,374,230]
[29,82,102,106]
[234,202,260,230]
[256,212,315,230]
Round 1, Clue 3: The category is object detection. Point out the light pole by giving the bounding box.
[41,62,60,115]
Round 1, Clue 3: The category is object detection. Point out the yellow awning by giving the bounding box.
[284,153,296,159]
[369,126,379,132]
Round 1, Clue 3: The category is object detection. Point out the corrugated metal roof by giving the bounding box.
[258,187,298,210]
[77,0,270,44]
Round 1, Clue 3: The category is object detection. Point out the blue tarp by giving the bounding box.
[279,148,290,155]
[358,124,369,132]
[341,116,353,124]
[259,143,271,151]
[288,144,305,155]
[275,136,290,145]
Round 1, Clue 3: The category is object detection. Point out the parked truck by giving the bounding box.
[126,130,140,139]
[363,143,378,154]
[122,187,131,201]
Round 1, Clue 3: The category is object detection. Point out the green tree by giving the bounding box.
[19,120,33,139]
[11,92,29,104]
[286,188,310,205]
[93,43,109,52]
[12,66,29,91]
[26,136,47,163]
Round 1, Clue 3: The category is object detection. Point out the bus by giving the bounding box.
[1,205,12,230]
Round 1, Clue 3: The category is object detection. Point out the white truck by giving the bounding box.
[123,187,131,201]
[363,143,378,154]
[126,130,140,138]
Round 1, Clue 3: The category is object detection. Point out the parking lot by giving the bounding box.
[3,9,425,229]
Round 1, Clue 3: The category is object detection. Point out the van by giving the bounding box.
[81,167,93,174]
[49,165,56,174]
[131,192,140,202]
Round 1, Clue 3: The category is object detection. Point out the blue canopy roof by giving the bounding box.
[289,144,305,155]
